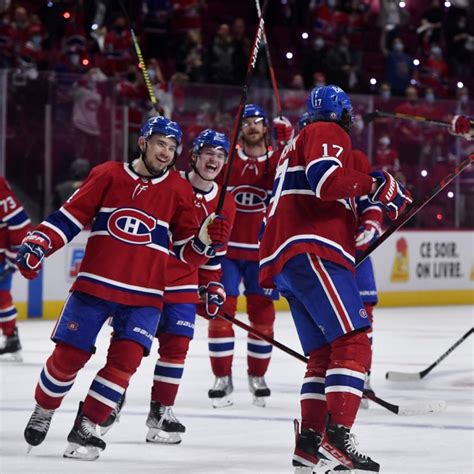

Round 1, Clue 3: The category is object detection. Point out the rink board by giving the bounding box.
[11,230,474,319]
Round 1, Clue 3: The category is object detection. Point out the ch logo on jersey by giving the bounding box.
[107,208,156,245]
[232,185,267,213]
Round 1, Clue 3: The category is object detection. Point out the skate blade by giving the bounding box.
[212,396,233,408]
[146,428,182,444]
[252,396,266,407]
[0,351,23,362]
[26,444,34,454]
[312,457,355,473]
[294,466,313,474]
[63,442,102,461]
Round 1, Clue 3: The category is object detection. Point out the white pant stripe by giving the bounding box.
[153,375,181,384]
[209,350,234,357]
[300,393,326,401]
[88,389,117,408]
[325,385,363,397]
[247,351,272,359]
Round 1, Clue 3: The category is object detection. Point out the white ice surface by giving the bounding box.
[0,306,473,473]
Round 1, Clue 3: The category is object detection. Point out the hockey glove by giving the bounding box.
[192,213,231,258]
[449,115,472,140]
[16,231,50,279]
[355,220,382,252]
[369,171,413,220]
[272,116,294,144]
[198,281,226,318]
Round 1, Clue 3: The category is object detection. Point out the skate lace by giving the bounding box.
[81,416,99,438]
[163,406,180,424]
[345,433,369,460]
[30,405,53,431]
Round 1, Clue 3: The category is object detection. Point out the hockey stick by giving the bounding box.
[216,312,446,415]
[356,154,474,267]
[386,327,474,381]
[363,110,474,131]
[118,0,160,114]
[216,0,270,214]
[255,0,282,115]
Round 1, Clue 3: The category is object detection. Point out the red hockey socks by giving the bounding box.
[0,290,17,336]
[151,333,190,406]
[82,339,143,425]
[247,295,275,376]
[35,342,91,409]
[208,296,236,376]
[326,331,371,428]
[300,344,331,433]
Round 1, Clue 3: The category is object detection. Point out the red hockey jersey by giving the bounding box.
[259,122,374,288]
[164,172,236,304]
[34,162,208,309]
[222,147,279,261]
[0,178,31,265]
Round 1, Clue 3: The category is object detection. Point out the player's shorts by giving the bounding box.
[274,253,370,354]
[158,302,196,339]
[355,255,378,304]
[221,258,279,300]
[51,291,160,355]
[0,262,13,291]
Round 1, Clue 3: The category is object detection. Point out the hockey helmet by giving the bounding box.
[298,112,311,131]
[192,129,230,156]
[140,116,183,145]
[242,104,267,124]
[307,85,354,125]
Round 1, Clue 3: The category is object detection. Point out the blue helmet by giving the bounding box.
[298,112,311,130]
[192,129,230,155]
[242,104,267,123]
[140,116,183,145]
[307,85,354,124]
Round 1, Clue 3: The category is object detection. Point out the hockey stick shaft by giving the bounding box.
[118,0,160,114]
[363,110,474,129]
[215,312,434,415]
[216,0,270,214]
[356,154,474,267]
[255,0,282,114]
[387,327,474,381]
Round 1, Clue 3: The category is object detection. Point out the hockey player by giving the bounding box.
[0,178,31,361]
[208,104,293,408]
[259,85,412,472]
[352,149,384,409]
[17,116,231,461]
[144,129,236,444]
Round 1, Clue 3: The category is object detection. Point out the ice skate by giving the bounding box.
[208,375,233,408]
[145,401,186,444]
[248,374,270,407]
[0,327,23,362]
[63,402,106,461]
[99,392,126,435]
[319,419,379,472]
[24,403,55,451]
[292,419,351,474]
[360,372,373,410]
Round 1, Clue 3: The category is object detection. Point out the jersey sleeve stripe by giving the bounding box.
[59,207,85,230]
[41,220,68,245]
[3,206,25,222]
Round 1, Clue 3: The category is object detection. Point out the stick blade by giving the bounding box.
[397,400,447,416]
[385,370,422,381]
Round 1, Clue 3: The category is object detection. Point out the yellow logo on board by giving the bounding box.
[391,237,409,282]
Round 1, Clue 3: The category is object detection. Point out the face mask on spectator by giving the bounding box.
[393,41,404,52]
[314,38,324,50]
[69,54,80,66]
[147,68,156,81]
[31,35,42,47]
[380,136,390,146]
[426,92,435,103]
[381,90,391,99]
[431,46,442,57]
[459,94,469,104]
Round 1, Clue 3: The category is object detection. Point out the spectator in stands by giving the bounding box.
[176,29,205,83]
[172,0,206,45]
[417,0,444,52]
[419,43,449,97]
[103,15,132,75]
[142,0,172,60]
[384,37,414,96]
[0,12,15,68]
[147,57,173,117]
[231,17,251,85]
[351,113,367,151]
[325,34,357,90]
[11,6,30,49]
[455,86,472,116]
[378,0,408,54]
[445,12,473,80]
[302,35,328,89]
[72,68,104,164]
[54,158,90,208]
[374,135,400,175]
[394,85,424,168]
[207,23,235,84]
[421,87,444,120]
[379,82,392,101]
